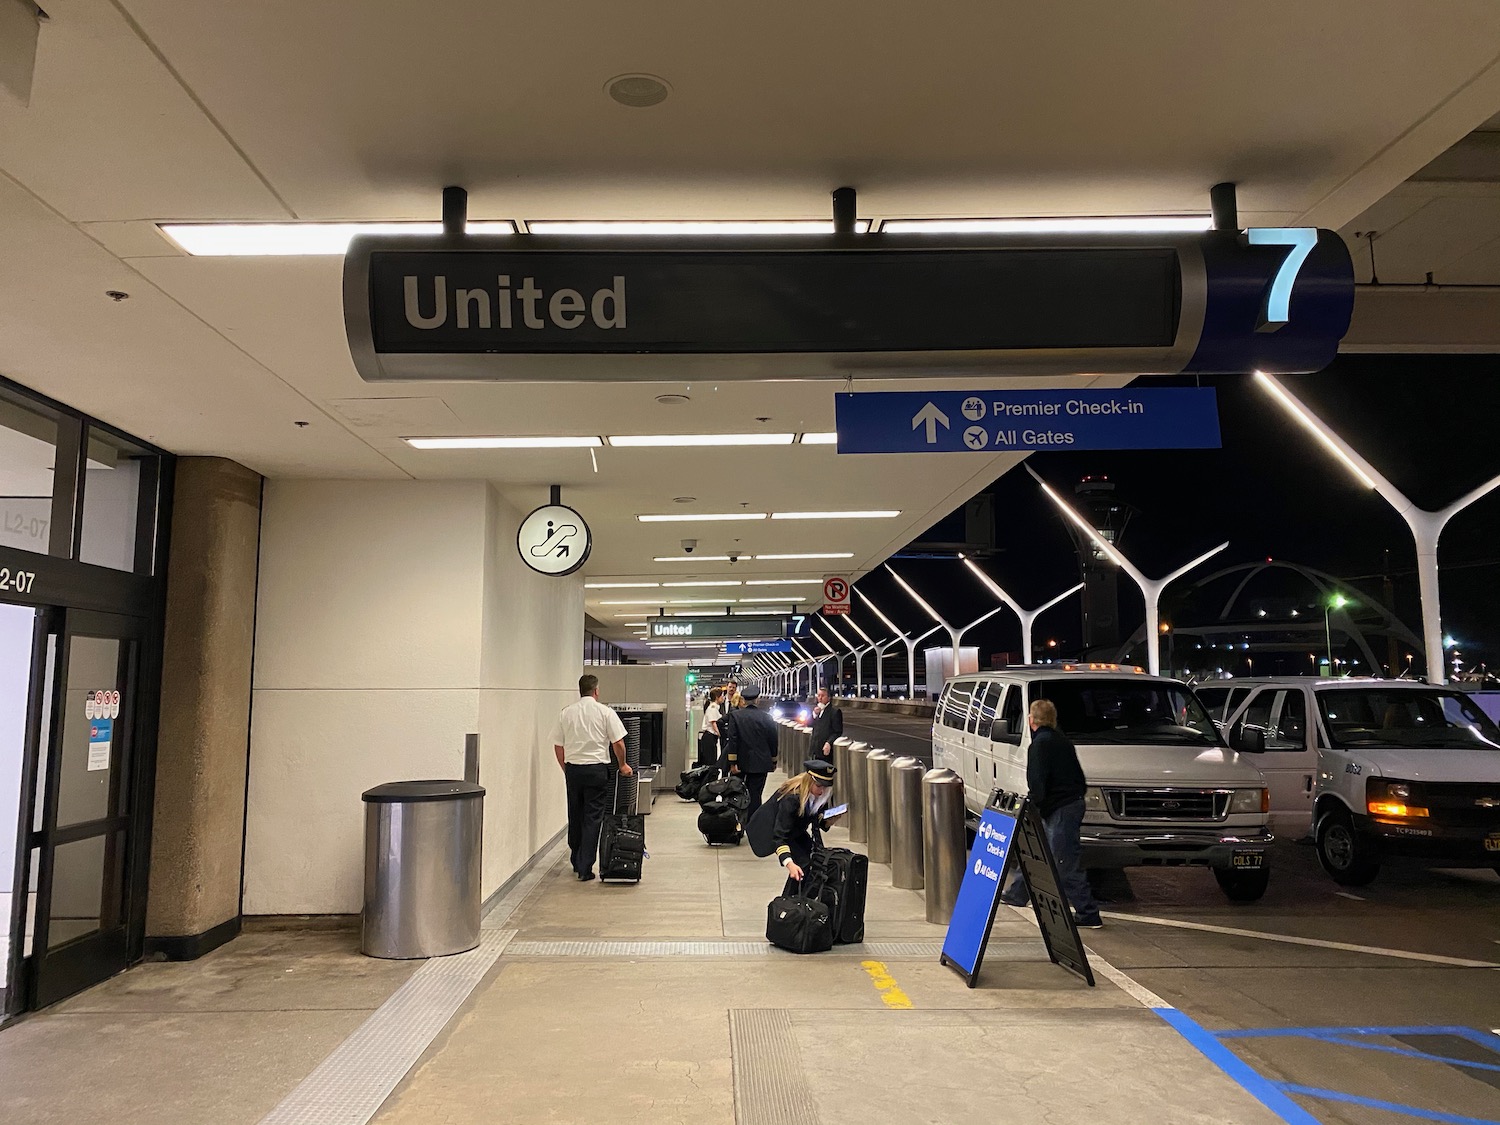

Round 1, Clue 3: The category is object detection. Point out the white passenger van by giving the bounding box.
[931,665,1274,901]
[1217,676,1500,885]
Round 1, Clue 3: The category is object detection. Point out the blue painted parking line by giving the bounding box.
[1153,1009,1324,1125]
[1313,1036,1500,1073]
[1274,1083,1500,1125]
[1218,1025,1500,1044]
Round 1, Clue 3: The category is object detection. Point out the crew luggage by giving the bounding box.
[698,800,744,846]
[675,764,716,802]
[818,847,869,943]
[599,772,645,883]
[765,880,834,954]
[698,775,750,813]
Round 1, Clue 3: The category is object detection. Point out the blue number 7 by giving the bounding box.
[1247,227,1318,329]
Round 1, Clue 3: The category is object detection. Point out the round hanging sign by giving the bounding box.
[517,504,592,577]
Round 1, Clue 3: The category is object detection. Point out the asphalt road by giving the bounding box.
[844,706,1500,1125]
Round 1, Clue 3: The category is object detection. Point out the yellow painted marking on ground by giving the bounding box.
[860,960,914,1009]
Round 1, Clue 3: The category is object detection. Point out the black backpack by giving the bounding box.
[699,776,750,812]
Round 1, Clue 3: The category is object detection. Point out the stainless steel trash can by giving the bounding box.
[361,780,484,959]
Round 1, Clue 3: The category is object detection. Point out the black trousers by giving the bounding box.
[564,762,612,876]
[741,771,768,820]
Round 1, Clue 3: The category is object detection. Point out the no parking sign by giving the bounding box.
[822,575,850,615]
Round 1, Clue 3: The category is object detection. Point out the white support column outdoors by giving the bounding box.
[838,614,887,698]
[960,556,1084,664]
[1027,466,1228,676]
[1256,373,1500,685]
[812,621,855,691]
[857,587,944,698]
[820,617,875,696]
[885,564,1004,678]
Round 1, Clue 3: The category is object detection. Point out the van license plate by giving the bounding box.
[1485,835,1500,853]
[1231,851,1263,869]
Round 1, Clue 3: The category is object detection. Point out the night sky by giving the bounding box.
[846,356,1500,680]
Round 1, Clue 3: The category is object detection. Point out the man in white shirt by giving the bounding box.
[552,674,633,882]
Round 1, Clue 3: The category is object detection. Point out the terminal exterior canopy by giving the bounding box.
[344,229,1354,382]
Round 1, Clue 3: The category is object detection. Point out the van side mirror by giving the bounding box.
[1230,723,1266,754]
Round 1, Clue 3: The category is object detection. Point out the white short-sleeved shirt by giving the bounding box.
[550,696,628,765]
[704,702,722,732]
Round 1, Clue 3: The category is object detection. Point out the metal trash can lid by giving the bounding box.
[362,780,486,803]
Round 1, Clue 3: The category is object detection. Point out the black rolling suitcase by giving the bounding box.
[698,800,744,845]
[599,772,645,883]
[819,847,869,943]
[766,881,834,954]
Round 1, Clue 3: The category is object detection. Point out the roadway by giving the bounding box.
[843,705,1500,1124]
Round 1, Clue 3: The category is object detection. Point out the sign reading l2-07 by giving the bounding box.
[834,388,1221,454]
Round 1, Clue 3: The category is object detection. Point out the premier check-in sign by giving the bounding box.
[834,387,1221,453]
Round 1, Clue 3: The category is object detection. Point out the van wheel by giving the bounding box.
[1316,809,1380,886]
[1213,867,1270,902]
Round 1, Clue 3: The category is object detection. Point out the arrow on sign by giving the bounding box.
[912,402,950,444]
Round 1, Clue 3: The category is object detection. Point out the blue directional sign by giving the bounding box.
[940,807,1017,987]
[835,387,1220,454]
[724,639,792,654]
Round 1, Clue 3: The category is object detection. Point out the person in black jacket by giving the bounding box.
[722,685,779,817]
[767,758,840,884]
[999,698,1103,928]
[807,687,843,760]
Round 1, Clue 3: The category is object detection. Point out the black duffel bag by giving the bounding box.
[699,775,750,812]
[675,764,717,801]
[766,880,834,954]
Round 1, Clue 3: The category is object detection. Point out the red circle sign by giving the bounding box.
[824,577,848,601]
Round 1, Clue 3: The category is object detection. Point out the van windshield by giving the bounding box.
[1317,688,1500,751]
[1033,679,1221,746]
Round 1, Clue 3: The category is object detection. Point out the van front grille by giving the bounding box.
[1104,789,1230,821]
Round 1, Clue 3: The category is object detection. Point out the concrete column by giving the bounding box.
[145,457,262,959]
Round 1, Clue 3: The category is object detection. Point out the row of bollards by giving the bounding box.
[811,732,968,926]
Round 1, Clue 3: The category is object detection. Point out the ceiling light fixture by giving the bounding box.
[880,216,1212,235]
[637,512,767,522]
[754,552,855,561]
[743,579,824,586]
[771,510,900,520]
[798,432,839,445]
[529,220,870,236]
[653,555,733,562]
[160,221,517,256]
[662,580,741,587]
[585,582,661,589]
[608,433,795,447]
[404,435,601,450]
[670,598,740,605]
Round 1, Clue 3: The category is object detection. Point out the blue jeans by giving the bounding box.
[999,798,1101,921]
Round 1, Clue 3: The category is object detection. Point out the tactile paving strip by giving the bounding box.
[730,1009,819,1125]
[256,928,515,1125]
[502,939,1043,959]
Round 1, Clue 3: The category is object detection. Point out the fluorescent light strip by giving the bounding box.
[653,555,734,563]
[798,432,839,445]
[609,434,794,447]
[771,510,899,520]
[405,435,601,450]
[880,216,1212,234]
[670,598,740,605]
[527,220,871,236]
[744,579,823,586]
[662,580,741,587]
[160,221,517,256]
[739,598,802,603]
[754,553,854,560]
[637,512,767,522]
[599,599,671,605]
[585,582,661,589]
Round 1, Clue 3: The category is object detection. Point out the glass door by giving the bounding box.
[26,609,142,1009]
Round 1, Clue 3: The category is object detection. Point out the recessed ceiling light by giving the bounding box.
[655,394,690,405]
[662,580,741,587]
[771,511,900,520]
[799,432,838,444]
[605,73,672,108]
[673,496,696,503]
[585,582,661,589]
[159,220,517,256]
[608,434,794,447]
[529,220,871,235]
[404,435,601,449]
[880,216,1211,234]
[653,555,733,562]
[754,553,855,560]
[637,512,767,522]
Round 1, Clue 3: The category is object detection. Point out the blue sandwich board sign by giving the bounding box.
[835,387,1221,455]
[940,806,1018,987]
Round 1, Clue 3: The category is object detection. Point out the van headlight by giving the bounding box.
[1084,787,1106,813]
[1229,787,1270,814]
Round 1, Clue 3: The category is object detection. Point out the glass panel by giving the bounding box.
[20,845,38,958]
[32,631,55,833]
[79,430,152,572]
[0,392,61,559]
[0,603,36,994]
[995,685,1025,744]
[1269,690,1307,750]
[47,834,108,949]
[972,682,1002,738]
[56,637,123,828]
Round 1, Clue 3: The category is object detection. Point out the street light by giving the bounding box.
[1324,593,1351,673]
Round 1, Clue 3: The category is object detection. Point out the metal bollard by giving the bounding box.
[865,749,895,863]
[922,768,967,924]
[831,738,851,828]
[847,741,871,843]
[776,721,787,770]
[889,757,925,889]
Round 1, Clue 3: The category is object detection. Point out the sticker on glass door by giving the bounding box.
[84,690,118,772]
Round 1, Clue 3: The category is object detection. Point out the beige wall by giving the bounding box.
[147,457,262,941]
